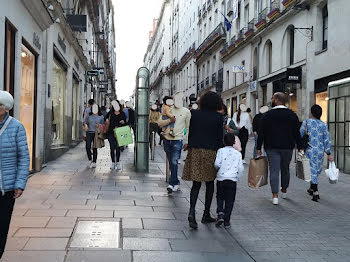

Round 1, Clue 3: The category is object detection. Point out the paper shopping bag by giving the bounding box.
[296,156,312,182]
[114,126,133,146]
[248,157,268,188]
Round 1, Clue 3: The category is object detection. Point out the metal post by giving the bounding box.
[150,132,155,161]
[135,67,150,172]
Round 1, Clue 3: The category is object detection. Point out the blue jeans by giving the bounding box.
[163,139,183,186]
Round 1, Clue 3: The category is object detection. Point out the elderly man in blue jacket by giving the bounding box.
[0,91,30,259]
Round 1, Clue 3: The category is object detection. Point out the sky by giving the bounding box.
[113,0,163,101]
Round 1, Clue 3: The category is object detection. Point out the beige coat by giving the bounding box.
[94,124,105,148]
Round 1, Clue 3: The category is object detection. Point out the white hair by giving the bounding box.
[0,91,14,111]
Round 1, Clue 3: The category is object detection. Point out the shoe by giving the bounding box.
[312,191,320,202]
[215,213,224,227]
[242,160,247,164]
[224,221,231,229]
[281,192,287,199]
[201,213,216,224]
[87,161,92,168]
[307,188,314,196]
[116,162,121,171]
[188,210,198,229]
[167,185,173,194]
[272,197,279,205]
[90,162,96,168]
[110,163,116,170]
[173,185,180,192]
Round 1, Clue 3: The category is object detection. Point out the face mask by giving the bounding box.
[111,101,120,111]
[92,104,98,114]
[151,104,157,110]
[239,104,247,112]
[166,99,174,106]
[174,93,184,108]
[192,103,198,110]
[120,100,125,106]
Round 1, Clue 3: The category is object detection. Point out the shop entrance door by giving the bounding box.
[328,80,350,173]
[20,43,36,171]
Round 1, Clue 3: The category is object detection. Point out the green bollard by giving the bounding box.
[135,67,150,173]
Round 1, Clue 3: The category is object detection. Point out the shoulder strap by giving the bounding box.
[0,116,13,137]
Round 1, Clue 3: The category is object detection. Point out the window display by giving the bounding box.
[315,91,328,123]
[72,77,80,140]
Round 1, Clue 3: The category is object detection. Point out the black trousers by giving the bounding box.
[189,181,214,214]
[86,132,97,162]
[108,133,121,163]
[216,180,237,222]
[0,192,15,259]
[238,127,249,159]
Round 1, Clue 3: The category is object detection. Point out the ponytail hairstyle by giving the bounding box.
[236,106,242,124]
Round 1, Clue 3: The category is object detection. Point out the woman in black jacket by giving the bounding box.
[182,91,224,229]
[105,100,126,170]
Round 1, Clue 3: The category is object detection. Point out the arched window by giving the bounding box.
[287,26,295,65]
[265,40,272,74]
[253,48,258,80]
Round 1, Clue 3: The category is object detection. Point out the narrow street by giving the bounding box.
[2,139,350,262]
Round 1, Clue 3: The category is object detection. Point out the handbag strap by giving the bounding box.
[0,116,12,137]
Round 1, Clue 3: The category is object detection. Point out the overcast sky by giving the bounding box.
[113,0,163,101]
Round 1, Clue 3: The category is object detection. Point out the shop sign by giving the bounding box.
[233,65,246,73]
[74,58,79,70]
[58,33,66,53]
[99,80,109,85]
[287,67,302,83]
[99,88,108,92]
[33,32,41,50]
[249,81,257,92]
[66,15,87,32]
[85,70,99,76]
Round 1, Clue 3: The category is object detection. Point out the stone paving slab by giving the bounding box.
[123,229,186,239]
[23,238,69,250]
[1,251,66,262]
[123,237,171,251]
[65,251,132,262]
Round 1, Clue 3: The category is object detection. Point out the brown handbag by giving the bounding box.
[248,156,269,188]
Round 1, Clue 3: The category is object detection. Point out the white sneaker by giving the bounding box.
[91,162,96,168]
[173,185,180,192]
[242,160,247,164]
[167,185,174,194]
[110,163,116,170]
[281,192,287,199]
[116,162,122,171]
[87,161,92,168]
[272,197,279,205]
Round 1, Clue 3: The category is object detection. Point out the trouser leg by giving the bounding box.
[280,150,293,190]
[266,149,281,194]
[216,181,225,214]
[0,192,15,259]
[223,181,237,222]
[190,181,201,211]
[85,133,93,161]
[204,181,214,214]
[108,134,116,163]
[239,128,249,159]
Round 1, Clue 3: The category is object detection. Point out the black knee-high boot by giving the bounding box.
[201,181,215,223]
[189,182,201,229]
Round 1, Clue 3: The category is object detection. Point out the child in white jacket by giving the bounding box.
[214,132,244,228]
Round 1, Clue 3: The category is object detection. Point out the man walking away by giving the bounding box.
[158,93,191,194]
[252,106,269,158]
[257,93,302,205]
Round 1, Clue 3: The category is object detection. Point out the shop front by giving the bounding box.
[328,78,350,174]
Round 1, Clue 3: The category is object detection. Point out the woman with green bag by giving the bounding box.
[104,100,126,170]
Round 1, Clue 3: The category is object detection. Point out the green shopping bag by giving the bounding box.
[114,126,133,146]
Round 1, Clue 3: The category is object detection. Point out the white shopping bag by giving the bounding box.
[325,161,339,184]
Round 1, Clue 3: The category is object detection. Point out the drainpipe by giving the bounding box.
[256,36,262,111]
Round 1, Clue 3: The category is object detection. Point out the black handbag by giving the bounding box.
[300,120,309,150]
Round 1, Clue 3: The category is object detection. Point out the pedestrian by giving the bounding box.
[105,100,127,170]
[158,92,191,194]
[161,96,176,137]
[83,104,104,168]
[300,105,333,202]
[82,99,95,140]
[0,91,30,259]
[219,105,241,152]
[252,106,269,158]
[182,91,223,229]
[101,106,108,118]
[149,104,161,146]
[126,102,136,136]
[257,92,302,205]
[122,101,130,124]
[232,104,251,163]
[215,132,244,229]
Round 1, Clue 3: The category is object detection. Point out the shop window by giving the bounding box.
[315,91,328,123]
[52,58,67,145]
[72,76,80,141]
[322,5,328,50]
[4,20,16,104]
[20,43,36,170]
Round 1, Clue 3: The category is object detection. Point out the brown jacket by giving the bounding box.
[94,124,105,148]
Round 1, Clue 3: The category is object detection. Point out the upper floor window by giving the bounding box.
[322,5,328,49]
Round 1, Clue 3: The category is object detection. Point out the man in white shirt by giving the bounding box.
[158,93,191,194]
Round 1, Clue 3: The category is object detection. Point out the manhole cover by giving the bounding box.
[69,220,121,249]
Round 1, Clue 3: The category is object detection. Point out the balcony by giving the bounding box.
[206,77,210,88]
[212,73,217,85]
[213,0,218,3]
[227,0,233,16]
[267,0,281,20]
[202,3,207,18]
[207,0,212,11]
[198,7,202,18]
[200,81,204,90]
[255,8,268,31]
[235,30,244,46]
[282,0,297,9]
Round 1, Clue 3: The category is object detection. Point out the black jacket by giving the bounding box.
[257,108,302,150]
[188,110,223,151]
[128,108,135,125]
[252,113,263,134]
[105,111,127,134]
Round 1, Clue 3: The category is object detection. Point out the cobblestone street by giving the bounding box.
[2,139,350,262]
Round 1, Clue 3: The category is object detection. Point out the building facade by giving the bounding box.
[0,0,117,171]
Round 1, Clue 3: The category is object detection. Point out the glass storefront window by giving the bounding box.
[52,58,66,145]
[20,44,36,170]
[226,99,231,117]
[315,91,328,123]
[72,78,80,141]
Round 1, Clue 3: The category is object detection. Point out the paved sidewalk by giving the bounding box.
[2,138,350,262]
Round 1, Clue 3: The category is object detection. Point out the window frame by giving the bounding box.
[322,4,328,50]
